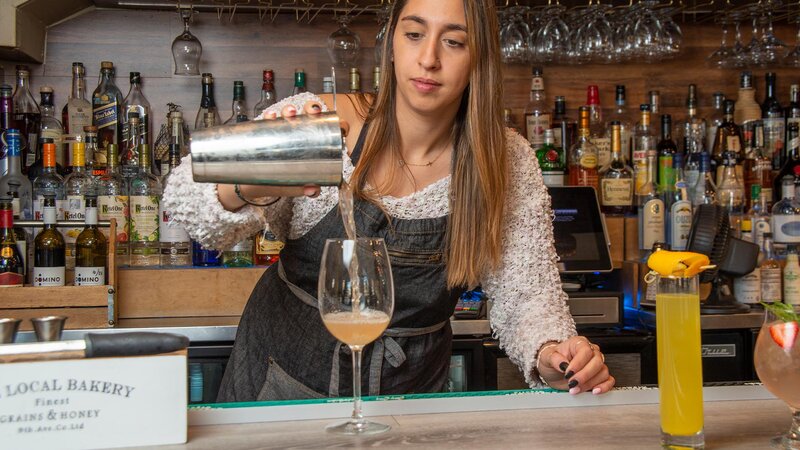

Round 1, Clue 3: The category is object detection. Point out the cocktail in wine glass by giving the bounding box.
[754,302,800,449]
[318,237,394,435]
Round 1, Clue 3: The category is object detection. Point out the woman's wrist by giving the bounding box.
[218,184,276,211]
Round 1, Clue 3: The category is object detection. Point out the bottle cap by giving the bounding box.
[723,99,735,115]
[740,71,752,88]
[130,72,141,84]
[587,85,600,105]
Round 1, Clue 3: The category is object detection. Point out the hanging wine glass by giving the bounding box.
[500,6,531,64]
[328,15,361,68]
[172,7,202,76]
[784,14,800,67]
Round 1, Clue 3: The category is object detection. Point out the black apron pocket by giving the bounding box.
[257,357,326,401]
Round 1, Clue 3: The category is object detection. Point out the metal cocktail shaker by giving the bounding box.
[190,112,343,186]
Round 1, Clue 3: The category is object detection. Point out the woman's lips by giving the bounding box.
[411,78,442,93]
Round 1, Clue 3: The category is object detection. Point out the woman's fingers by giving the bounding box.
[303,101,323,115]
[281,104,299,118]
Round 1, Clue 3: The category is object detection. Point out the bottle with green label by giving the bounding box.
[129,144,161,267]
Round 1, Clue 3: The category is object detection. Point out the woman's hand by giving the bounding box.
[537,336,615,395]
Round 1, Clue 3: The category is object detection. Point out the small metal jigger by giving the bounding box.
[31,316,68,342]
[0,318,22,344]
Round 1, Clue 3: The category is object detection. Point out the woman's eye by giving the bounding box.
[405,32,423,40]
[444,39,465,48]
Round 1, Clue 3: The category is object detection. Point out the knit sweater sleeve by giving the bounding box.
[160,92,328,250]
[481,129,578,388]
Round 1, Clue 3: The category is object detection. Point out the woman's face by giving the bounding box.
[391,0,471,118]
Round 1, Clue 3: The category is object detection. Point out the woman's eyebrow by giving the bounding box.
[400,15,467,32]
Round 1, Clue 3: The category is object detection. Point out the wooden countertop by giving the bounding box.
[149,387,788,449]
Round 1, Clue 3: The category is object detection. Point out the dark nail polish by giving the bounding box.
[564,370,575,379]
[568,379,579,389]
[559,362,568,372]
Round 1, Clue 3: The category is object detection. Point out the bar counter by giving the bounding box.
[148,386,785,449]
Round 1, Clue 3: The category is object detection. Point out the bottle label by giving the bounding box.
[726,136,741,153]
[130,195,159,243]
[753,217,771,250]
[98,195,130,244]
[67,102,92,135]
[64,195,85,245]
[658,155,675,192]
[640,198,665,250]
[93,100,119,129]
[256,231,284,256]
[231,238,254,252]
[579,153,597,169]
[670,200,692,250]
[159,204,190,243]
[761,268,782,302]
[32,266,66,287]
[542,171,565,187]
[784,265,800,305]
[526,114,551,146]
[772,215,800,244]
[530,77,544,91]
[590,137,611,168]
[762,118,785,160]
[600,178,633,206]
[632,151,648,193]
[33,197,65,222]
[0,271,23,287]
[734,269,761,304]
[74,266,105,286]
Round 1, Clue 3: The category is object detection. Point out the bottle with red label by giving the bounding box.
[0,195,24,287]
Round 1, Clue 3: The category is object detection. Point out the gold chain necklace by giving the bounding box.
[398,145,449,167]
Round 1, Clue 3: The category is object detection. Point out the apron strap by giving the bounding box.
[278,260,449,397]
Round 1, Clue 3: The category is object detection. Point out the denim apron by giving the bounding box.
[217,126,465,402]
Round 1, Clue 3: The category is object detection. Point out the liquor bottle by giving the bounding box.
[524,67,549,148]
[348,68,361,94]
[676,84,707,157]
[253,70,276,118]
[63,142,95,270]
[648,90,661,139]
[61,62,92,140]
[254,226,283,266]
[224,81,248,124]
[657,114,678,192]
[711,100,744,183]
[32,194,65,287]
[160,112,186,175]
[119,113,143,181]
[783,246,800,307]
[291,69,307,96]
[760,233,782,304]
[568,106,598,190]
[222,237,254,267]
[771,174,800,246]
[12,65,41,172]
[762,73,785,170]
[38,86,65,169]
[159,144,191,267]
[692,152,717,206]
[632,104,657,194]
[194,73,221,130]
[787,84,800,146]
[606,85,633,163]
[92,62,123,167]
[599,121,634,215]
[26,137,64,183]
[669,153,693,251]
[129,144,161,267]
[743,122,773,210]
[0,195,24,287]
[84,125,103,177]
[717,151,745,235]
[32,142,65,221]
[551,96,576,167]
[192,240,221,267]
[122,72,152,168]
[536,129,564,187]
[322,76,334,94]
[7,182,30,278]
[502,108,522,136]
[0,129,33,220]
[748,184,772,251]
[773,123,800,205]
[97,143,129,266]
[74,196,107,286]
[733,219,761,306]
[0,84,14,176]
[372,66,381,94]
[637,149,665,254]
[706,92,726,153]
[586,85,610,168]
[734,71,761,146]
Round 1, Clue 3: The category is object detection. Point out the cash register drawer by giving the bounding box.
[568,291,623,328]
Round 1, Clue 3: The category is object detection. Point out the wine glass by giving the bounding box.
[785,15,800,68]
[499,6,531,64]
[318,237,395,435]
[708,17,733,68]
[172,7,202,76]
[753,306,800,448]
[327,15,361,68]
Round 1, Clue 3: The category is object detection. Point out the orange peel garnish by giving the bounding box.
[647,251,712,278]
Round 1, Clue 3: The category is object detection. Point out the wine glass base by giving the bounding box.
[771,434,800,449]
[326,418,391,435]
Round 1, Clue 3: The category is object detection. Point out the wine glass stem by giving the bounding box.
[350,346,364,423]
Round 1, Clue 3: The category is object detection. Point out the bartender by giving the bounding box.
[163,0,614,401]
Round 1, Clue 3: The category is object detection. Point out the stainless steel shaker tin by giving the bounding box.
[190,111,343,186]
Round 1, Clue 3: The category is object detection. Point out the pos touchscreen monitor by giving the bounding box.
[548,186,613,273]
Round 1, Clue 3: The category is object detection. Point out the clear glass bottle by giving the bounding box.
[123,72,152,171]
[761,72,785,170]
[12,65,41,173]
[194,73,221,130]
[711,100,744,183]
[120,113,142,181]
[744,122,774,210]
[92,62,123,167]
[706,92,726,153]
[760,233,782,304]
[159,143,191,267]
[657,114,678,193]
[32,194,65,287]
[669,153,693,251]
[222,236,254,267]
[717,151,745,235]
[734,219,761,306]
[253,70,276,118]
[0,84,13,177]
[748,184,772,251]
[74,195,107,286]
[291,69,307,96]
[771,174,800,246]
[524,67,550,148]
[692,152,717,206]
[586,85,610,168]
[224,81,248,124]
[129,144,161,267]
[568,106,598,190]
[97,143,129,266]
[633,104,657,194]
[677,84,708,159]
[787,84,800,147]
[62,62,92,140]
[84,125,103,177]
[606,85,633,163]
[63,142,95,270]
[0,129,33,220]
[38,86,65,169]
[599,122,634,215]
[32,142,65,221]
[637,149,665,255]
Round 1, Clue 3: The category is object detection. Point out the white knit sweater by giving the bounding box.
[162,92,577,387]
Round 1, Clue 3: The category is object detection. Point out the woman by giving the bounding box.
[163,0,615,401]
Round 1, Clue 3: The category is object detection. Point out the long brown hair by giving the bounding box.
[350,0,506,289]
